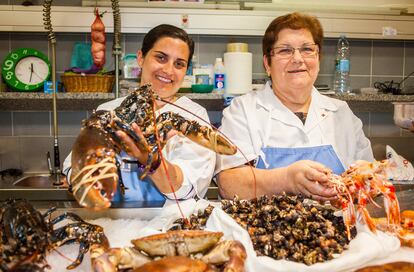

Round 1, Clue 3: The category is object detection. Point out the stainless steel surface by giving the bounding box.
[0,173,72,201]
[0,186,73,201]
[393,102,414,132]
[13,174,68,188]
[45,206,163,221]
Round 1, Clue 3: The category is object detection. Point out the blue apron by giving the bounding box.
[256,145,345,175]
[112,152,165,203]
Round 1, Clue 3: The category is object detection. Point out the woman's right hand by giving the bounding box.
[284,160,337,202]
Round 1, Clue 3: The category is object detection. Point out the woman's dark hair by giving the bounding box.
[141,24,195,65]
[263,12,324,64]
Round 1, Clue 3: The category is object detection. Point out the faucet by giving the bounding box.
[43,0,63,187]
[46,151,63,186]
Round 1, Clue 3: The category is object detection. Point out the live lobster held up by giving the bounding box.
[0,199,109,271]
[70,83,237,210]
[328,160,401,239]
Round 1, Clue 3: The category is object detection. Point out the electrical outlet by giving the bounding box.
[382,27,397,37]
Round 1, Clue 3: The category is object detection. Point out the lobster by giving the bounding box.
[70,83,237,210]
[328,160,401,239]
[0,199,109,271]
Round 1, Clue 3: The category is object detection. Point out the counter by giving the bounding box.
[0,173,219,204]
[0,92,413,112]
[0,92,225,111]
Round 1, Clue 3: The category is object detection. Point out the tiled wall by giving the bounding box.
[1,32,413,91]
[0,31,413,173]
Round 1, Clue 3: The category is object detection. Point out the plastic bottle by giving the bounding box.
[333,35,351,94]
[186,55,196,76]
[213,57,225,93]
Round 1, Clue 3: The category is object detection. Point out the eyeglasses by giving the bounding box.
[270,44,319,59]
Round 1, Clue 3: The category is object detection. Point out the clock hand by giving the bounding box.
[29,63,34,83]
[32,70,45,81]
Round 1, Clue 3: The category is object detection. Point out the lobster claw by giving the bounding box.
[156,112,237,156]
[71,128,119,210]
[184,125,237,155]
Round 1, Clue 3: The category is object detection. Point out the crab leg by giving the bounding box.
[91,247,151,272]
[201,240,247,272]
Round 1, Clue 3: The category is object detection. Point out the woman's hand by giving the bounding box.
[284,160,337,202]
[115,123,177,164]
[116,122,183,193]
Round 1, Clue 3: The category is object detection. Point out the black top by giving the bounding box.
[294,112,308,124]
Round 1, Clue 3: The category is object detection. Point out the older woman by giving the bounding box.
[63,24,215,204]
[216,12,374,201]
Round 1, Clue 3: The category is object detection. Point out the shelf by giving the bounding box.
[1,5,414,39]
[0,92,413,112]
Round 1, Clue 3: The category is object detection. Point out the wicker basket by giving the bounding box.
[61,74,115,93]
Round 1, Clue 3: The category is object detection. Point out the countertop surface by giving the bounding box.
[1,91,413,111]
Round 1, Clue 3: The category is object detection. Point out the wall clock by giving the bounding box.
[2,48,51,92]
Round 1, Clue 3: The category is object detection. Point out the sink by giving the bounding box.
[0,174,73,201]
[13,174,68,188]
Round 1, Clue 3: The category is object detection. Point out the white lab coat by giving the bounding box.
[215,82,374,174]
[63,95,215,200]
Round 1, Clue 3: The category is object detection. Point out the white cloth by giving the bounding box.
[63,95,215,200]
[135,200,403,272]
[215,82,374,174]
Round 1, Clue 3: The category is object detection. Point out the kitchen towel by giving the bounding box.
[224,52,252,95]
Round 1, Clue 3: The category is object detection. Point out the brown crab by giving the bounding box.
[91,230,247,272]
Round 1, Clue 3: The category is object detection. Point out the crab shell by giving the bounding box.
[131,230,223,257]
[133,256,217,272]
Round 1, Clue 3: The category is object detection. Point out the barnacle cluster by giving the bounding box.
[170,205,215,230]
[171,193,356,265]
[221,194,356,265]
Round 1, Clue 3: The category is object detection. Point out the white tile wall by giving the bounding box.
[0,33,413,172]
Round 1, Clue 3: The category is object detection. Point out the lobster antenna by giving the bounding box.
[151,97,188,222]
[159,97,258,198]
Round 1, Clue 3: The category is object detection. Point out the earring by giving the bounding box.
[266,71,270,77]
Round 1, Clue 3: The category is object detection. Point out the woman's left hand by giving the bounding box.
[284,160,338,201]
[115,123,177,164]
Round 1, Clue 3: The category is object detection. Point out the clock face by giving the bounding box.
[15,56,50,85]
[2,48,51,92]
